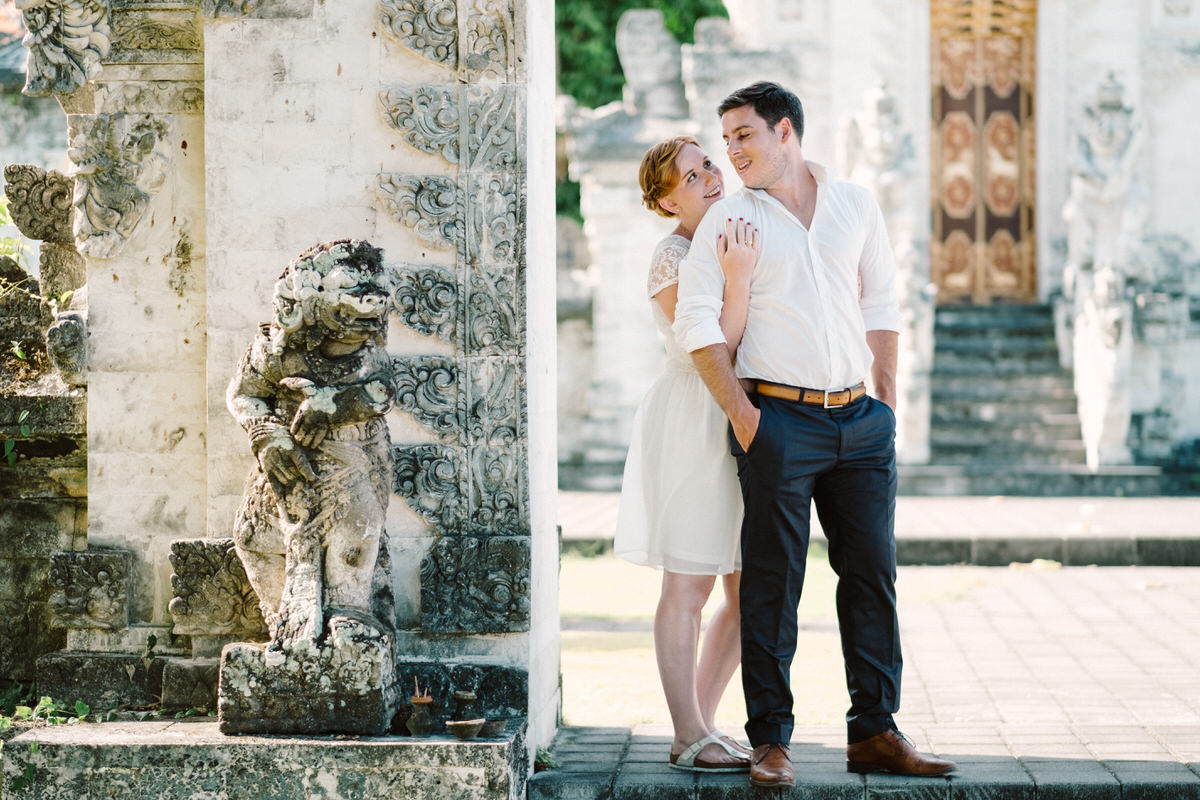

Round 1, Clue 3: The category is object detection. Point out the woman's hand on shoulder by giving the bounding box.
[717,217,758,285]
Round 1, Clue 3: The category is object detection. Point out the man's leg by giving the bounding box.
[812,397,900,744]
[734,397,835,747]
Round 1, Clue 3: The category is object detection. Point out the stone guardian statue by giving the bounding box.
[219,239,400,734]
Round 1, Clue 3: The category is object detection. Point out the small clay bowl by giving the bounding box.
[478,718,507,737]
[445,718,485,740]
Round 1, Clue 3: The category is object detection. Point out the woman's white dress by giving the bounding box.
[614,234,744,575]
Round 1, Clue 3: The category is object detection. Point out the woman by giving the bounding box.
[614,136,759,772]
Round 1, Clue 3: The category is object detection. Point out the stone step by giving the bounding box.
[930,441,1087,465]
[935,303,1054,328]
[930,422,1082,448]
[898,464,1164,496]
[932,351,1062,374]
[933,334,1058,355]
[932,403,1079,422]
[933,322,1057,340]
[931,373,1076,399]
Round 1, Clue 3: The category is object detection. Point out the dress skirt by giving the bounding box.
[614,364,744,575]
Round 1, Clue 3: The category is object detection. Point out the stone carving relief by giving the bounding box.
[94,81,205,114]
[391,267,458,341]
[466,172,521,264]
[467,263,518,354]
[109,12,200,53]
[67,113,171,258]
[168,539,266,636]
[466,356,519,445]
[419,536,529,632]
[376,174,463,252]
[378,0,457,68]
[17,0,111,97]
[463,0,511,78]
[2,164,74,244]
[392,444,466,532]
[467,444,523,534]
[202,0,263,16]
[391,355,462,440]
[1062,75,1146,469]
[379,85,519,171]
[221,240,399,735]
[47,549,131,630]
[615,9,687,116]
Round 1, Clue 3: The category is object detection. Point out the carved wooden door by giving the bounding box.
[931,0,1037,304]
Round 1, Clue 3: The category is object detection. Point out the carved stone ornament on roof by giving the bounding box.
[378,0,457,68]
[168,539,267,637]
[2,164,74,244]
[419,535,530,633]
[47,549,131,630]
[67,113,171,258]
[391,266,459,341]
[376,173,463,252]
[392,443,467,533]
[17,0,112,97]
[391,355,463,440]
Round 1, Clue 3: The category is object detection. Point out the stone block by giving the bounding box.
[0,499,77,557]
[864,772,950,799]
[39,243,86,298]
[161,657,220,712]
[47,549,132,630]
[219,634,399,736]
[36,650,165,708]
[168,538,266,636]
[1063,537,1138,566]
[1136,538,1200,566]
[897,538,971,565]
[420,536,531,633]
[2,720,526,799]
[393,661,528,726]
[0,600,65,682]
[971,538,1064,567]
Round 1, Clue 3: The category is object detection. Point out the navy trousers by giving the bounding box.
[733,392,901,746]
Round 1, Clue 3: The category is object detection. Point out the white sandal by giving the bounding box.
[712,728,753,756]
[668,731,751,773]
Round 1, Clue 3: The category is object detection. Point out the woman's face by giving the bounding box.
[659,144,723,225]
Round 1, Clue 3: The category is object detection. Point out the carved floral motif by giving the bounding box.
[110,15,200,51]
[18,0,111,97]
[420,536,530,632]
[463,0,511,78]
[47,549,131,630]
[466,85,518,170]
[391,356,462,440]
[378,0,457,68]
[467,444,523,534]
[202,0,263,17]
[168,539,267,636]
[380,85,519,171]
[379,86,460,163]
[465,173,520,264]
[392,444,466,533]
[466,356,519,445]
[2,164,74,243]
[95,81,205,114]
[377,174,463,251]
[67,113,171,258]
[391,267,458,341]
[466,263,518,354]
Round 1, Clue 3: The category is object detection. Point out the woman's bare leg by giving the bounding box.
[696,570,743,732]
[656,570,743,764]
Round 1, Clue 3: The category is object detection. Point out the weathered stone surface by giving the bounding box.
[46,311,89,387]
[38,243,87,299]
[17,0,111,97]
[66,112,171,258]
[47,548,131,630]
[218,633,399,735]
[1,720,528,800]
[168,538,266,637]
[391,266,459,341]
[202,0,313,18]
[379,84,521,171]
[161,657,220,712]
[420,536,530,633]
[393,443,468,533]
[392,355,463,441]
[0,599,64,683]
[108,7,202,64]
[395,661,528,724]
[36,650,166,708]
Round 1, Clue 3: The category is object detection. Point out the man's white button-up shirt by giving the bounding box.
[673,161,902,391]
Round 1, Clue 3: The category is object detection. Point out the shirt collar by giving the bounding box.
[742,160,830,218]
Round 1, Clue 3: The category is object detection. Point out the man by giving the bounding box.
[673,81,956,787]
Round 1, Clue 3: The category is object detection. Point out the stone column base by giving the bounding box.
[218,632,399,736]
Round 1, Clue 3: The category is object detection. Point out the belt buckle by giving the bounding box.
[822,389,836,409]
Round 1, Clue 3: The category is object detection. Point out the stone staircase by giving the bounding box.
[899,304,1163,496]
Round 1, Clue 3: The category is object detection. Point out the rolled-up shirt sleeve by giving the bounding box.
[857,194,902,333]
[673,208,728,353]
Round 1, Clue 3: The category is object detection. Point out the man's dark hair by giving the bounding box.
[717,81,805,144]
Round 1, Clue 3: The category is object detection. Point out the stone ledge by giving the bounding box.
[1,720,529,800]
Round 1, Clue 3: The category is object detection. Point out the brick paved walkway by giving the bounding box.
[533,563,1200,798]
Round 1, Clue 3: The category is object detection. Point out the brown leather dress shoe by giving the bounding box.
[846,729,956,776]
[749,742,795,788]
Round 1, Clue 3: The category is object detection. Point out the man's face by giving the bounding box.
[721,105,788,190]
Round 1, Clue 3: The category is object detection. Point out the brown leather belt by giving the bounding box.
[740,378,867,408]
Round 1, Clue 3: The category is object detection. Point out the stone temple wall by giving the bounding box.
[3,0,558,754]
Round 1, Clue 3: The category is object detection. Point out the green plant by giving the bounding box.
[141,634,158,671]
[3,409,30,467]
[534,746,560,772]
[10,340,27,361]
[0,196,32,272]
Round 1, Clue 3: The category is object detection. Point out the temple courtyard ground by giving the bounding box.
[537,492,1200,798]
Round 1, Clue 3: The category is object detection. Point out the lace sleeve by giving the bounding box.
[646,236,691,299]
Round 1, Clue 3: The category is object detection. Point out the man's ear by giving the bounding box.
[777,116,793,144]
[658,196,681,216]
